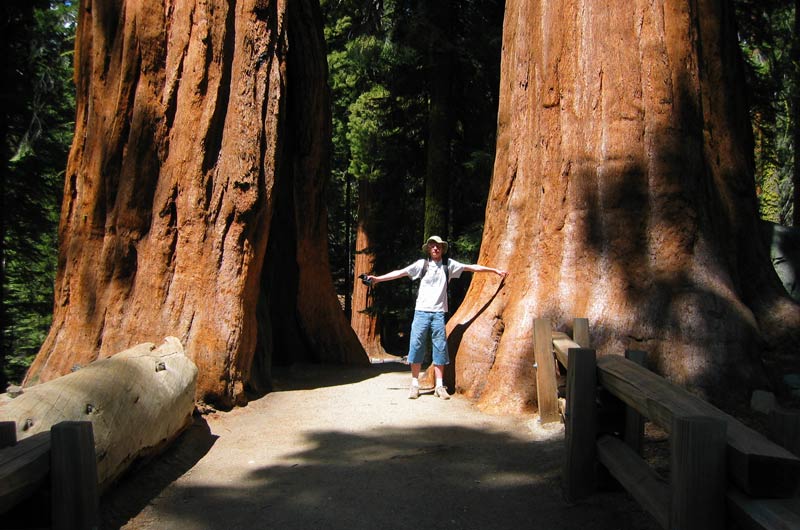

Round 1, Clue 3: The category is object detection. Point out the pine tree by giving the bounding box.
[1,0,76,386]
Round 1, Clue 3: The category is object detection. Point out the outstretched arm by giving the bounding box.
[463,264,508,278]
[366,269,409,284]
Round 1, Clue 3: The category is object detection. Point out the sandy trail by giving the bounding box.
[100,363,660,530]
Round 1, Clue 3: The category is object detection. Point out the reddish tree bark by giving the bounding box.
[25,0,366,407]
[350,178,391,360]
[451,0,800,414]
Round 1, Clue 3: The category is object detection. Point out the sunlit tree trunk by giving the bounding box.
[351,179,390,360]
[25,0,366,408]
[452,0,800,414]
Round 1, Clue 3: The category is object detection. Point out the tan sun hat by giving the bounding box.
[421,235,448,254]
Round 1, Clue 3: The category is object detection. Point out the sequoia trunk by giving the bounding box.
[25,0,366,407]
[452,0,800,414]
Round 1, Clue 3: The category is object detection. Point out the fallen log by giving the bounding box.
[0,337,197,492]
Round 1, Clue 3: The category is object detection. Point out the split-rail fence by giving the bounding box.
[536,317,800,530]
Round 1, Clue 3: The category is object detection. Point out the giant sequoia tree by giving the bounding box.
[451,0,800,414]
[25,0,367,407]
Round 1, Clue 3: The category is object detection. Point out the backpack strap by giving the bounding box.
[421,258,450,283]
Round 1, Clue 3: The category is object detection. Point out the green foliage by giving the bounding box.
[346,86,393,181]
[324,0,429,295]
[322,0,503,351]
[1,0,77,385]
[735,0,796,224]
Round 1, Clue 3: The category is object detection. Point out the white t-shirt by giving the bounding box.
[401,258,465,313]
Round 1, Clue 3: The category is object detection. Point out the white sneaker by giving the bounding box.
[408,385,420,399]
[434,386,450,400]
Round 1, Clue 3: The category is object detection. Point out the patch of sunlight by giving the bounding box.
[341,445,432,462]
[477,471,543,488]
[295,489,327,507]
[526,418,564,441]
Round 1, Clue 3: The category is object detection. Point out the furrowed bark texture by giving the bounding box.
[25,0,366,407]
[453,0,800,414]
[279,0,367,367]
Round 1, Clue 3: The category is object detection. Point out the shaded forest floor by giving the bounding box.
[95,363,661,530]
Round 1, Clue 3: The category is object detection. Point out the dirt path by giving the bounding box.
[100,363,660,530]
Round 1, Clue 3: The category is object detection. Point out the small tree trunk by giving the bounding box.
[423,0,454,239]
[793,0,800,227]
[351,179,390,360]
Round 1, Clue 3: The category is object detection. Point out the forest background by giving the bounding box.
[0,0,797,388]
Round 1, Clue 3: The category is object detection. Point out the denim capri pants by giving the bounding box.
[407,310,449,365]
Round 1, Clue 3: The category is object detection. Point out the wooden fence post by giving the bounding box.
[670,416,726,530]
[768,408,800,457]
[50,421,99,530]
[0,421,16,448]
[533,318,559,424]
[564,348,597,502]
[572,318,590,348]
[623,350,646,454]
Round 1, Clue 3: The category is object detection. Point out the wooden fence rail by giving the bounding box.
[535,317,800,530]
[0,420,99,529]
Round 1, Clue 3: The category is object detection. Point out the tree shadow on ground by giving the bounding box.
[267,361,409,392]
[98,416,218,529]
[108,424,660,530]
[0,400,218,530]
